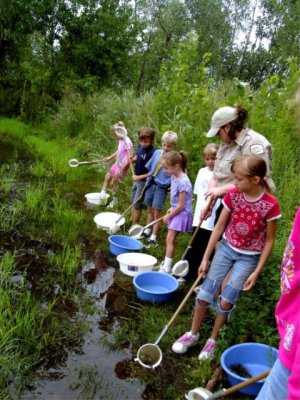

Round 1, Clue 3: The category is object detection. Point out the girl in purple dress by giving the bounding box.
[159,151,193,273]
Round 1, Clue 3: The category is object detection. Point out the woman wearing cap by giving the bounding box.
[204,105,275,208]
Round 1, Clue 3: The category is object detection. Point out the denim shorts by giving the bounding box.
[255,359,289,400]
[131,180,146,210]
[196,239,260,306]
[143,183,168,211]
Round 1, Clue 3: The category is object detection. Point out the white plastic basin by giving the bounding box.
[117,252,157,277]
[85,192,102,205]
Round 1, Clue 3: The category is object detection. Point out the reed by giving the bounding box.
[77,366,108,400]
[0,252,15,284]
[49,197,87,244]
[0,253,48,393]
[0,250,85,394]
[29,161,54,179]
[0,118,88,183]
[0,164,18,195]
[48,244,82,285]
[24,185,47,213]
[0,204,24,232]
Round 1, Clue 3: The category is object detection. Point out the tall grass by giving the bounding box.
[0,122,100,395]
[48,244,82,285]
[0,204,24,231]
[50,197,87,244]
[0,117,88,183]
[48,88,160,149]
[0,164,17,195]
[0,253,54,393]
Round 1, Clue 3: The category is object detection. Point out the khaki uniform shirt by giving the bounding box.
[214,128,275,191]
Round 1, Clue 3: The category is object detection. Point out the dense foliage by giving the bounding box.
[1,0,299,119]
[0,0,299,398]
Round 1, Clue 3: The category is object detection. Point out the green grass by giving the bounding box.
[0,65,299,398]
[0,122,100,396]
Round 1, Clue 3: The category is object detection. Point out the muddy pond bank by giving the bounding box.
[0,136,152,399]
[0,133,253,400]
[21,259,148,400]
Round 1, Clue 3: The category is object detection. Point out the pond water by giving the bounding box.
[0,137,152,399]
[21,263,147,400]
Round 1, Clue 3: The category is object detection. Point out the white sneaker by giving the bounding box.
[198,338,216,361]
[172,332,199,354]
[158,261,172,274]
[107,198,117,208]
[144,238,158,248]
[142,228,151,238]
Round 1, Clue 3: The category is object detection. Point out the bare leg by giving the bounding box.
[191,300,209,334]
[165,230,178,258]
[210,299,232,340]
[111,177,118,196]
[152,208,162,236]
[102,171,113,190]
[146,206,154,225]
[132,209,142,224]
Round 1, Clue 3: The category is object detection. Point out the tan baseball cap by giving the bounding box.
[206,106,237,137]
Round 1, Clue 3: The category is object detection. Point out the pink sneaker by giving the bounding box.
[198,338,216,361]
[172,332,199,354]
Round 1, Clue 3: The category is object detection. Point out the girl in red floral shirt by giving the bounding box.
[172,155,281,361]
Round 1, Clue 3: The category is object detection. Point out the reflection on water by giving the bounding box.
[21,260,146,400]
[0,137,148,399]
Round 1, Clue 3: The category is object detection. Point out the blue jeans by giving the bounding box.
[131,180,146,210]
[256,358,290,400]
[143,183,168,211]
[196,239,260,316]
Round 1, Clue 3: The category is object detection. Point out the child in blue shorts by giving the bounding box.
[131,127,155,224]
[143,131,178,246]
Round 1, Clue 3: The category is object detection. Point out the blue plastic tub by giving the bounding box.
[133,271,179,303]
[108,235,143,256]
[221,342,278,396]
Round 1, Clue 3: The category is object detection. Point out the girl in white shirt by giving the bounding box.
[185,143,220,280]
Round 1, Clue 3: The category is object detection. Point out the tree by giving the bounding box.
[221,0,300,87]
[0,0,142,118]
[59,0,141,88]
[0,0,39,114]
[184,0,234,78]
[256,0,300,76]
[134,0,190,91]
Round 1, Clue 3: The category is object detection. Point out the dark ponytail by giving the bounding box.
[179,150,187,171]
[227,105,248,140]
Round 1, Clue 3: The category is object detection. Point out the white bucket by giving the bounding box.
[85,192,102,205]
[85,192,110,206]
[116,252,157,277]
[94,212,125,234]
